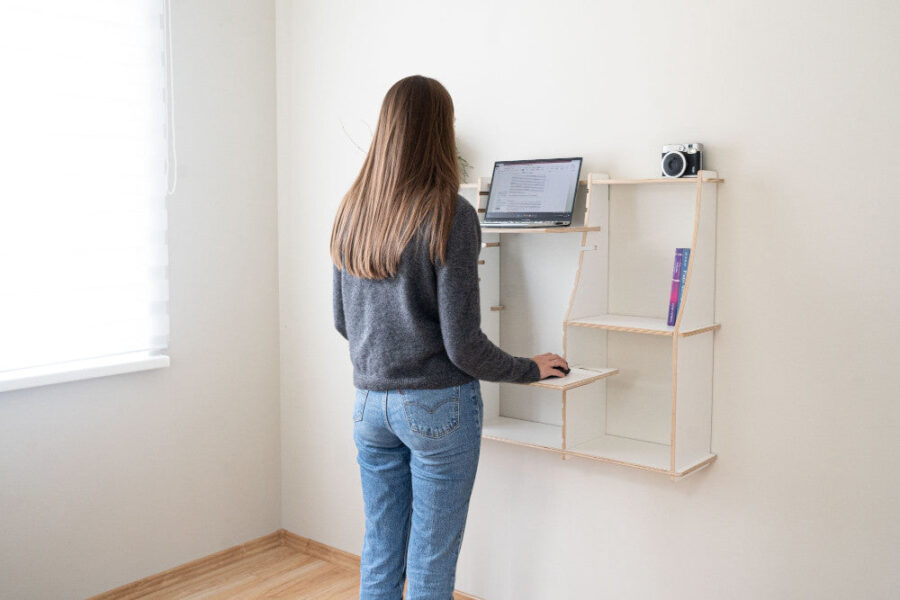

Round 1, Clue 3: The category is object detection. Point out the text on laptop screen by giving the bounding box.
[486,158,582,220]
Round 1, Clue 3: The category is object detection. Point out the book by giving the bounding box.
[667,249,683,326]
[677,248,691,320]
[667,248,691,326]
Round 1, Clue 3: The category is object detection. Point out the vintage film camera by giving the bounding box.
[661,143,703,178]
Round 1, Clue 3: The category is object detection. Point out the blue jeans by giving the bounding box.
[353,380,483,600]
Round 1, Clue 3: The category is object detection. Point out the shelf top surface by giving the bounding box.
[567,314,719,337]
[467,171,722,189]
[588,171,722,185]
[528,366,618,390]
[588,177,723,185]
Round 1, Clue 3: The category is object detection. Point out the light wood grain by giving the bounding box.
[282,530,360,572]
[566,314,719,337]
[88,529,483,600]
[671,172,717,472]
[587,176,724,185]
[88,531,284,600]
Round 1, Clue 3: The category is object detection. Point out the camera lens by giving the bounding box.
[662,151,686,177]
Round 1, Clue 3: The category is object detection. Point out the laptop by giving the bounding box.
[483,157,583,227]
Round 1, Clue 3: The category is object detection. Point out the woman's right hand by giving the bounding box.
[532,353,569,378]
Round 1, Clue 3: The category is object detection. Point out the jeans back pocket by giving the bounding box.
[401,386,460,438]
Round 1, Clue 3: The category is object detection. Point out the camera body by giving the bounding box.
[661,143,703,178]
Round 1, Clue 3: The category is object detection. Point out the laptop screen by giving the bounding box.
[485,157,582,222]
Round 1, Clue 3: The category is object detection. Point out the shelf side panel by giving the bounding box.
[481,307,500,347]
[478,237,501,317]
[458,183,480,209]
[475,177,491,213]
[570,181,590,228]
[674,332,715,472]
[564,174,608,325]
[566,236,608,322]
[480,309,501,422]
[467,181,502,423]
[481,381,501,422]
[584,173,609,228]
[677,175,717,332]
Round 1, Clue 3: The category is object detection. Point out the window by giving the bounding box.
[0,1,173,392]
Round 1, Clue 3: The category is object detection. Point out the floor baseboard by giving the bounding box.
[88,528,484,599]
[280,528,361,572]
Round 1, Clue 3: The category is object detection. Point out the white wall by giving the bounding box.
[277,0,900,598]
[0,2,280,598]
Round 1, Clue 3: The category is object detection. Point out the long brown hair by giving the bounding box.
[330,75,460,279]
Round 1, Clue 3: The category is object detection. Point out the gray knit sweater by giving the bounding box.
[333,195,541,391]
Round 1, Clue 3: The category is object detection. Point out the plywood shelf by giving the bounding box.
[480,225,603,234]
[567,435,717,476]
[568,434,671,471]
[461,170,721,479]
[482,416,563,452]
[473,176,725,190]
[527,367,618,391]
[566,314,720,337]
[588,175,724,185]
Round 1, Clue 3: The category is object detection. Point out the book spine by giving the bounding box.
[667,248,684,326]
[675,248,691,323]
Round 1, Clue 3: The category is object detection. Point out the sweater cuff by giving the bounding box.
[521,359,541,383]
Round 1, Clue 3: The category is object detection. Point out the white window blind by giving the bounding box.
[0,1,172,391]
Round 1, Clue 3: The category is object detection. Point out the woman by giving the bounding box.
[331,75,568,600]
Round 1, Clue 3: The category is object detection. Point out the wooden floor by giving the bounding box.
[129,544,360,599]
[89,529,480,599]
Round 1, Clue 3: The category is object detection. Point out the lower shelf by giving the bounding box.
[568,434,670,471]
[482,417,563,452]
[481,418,716,477]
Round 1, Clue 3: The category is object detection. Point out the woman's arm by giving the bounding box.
[436,200,541,383]
[333,263,348,340]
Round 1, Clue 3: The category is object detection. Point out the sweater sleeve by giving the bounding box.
[435,199,541,383]
[333,263,348,340]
